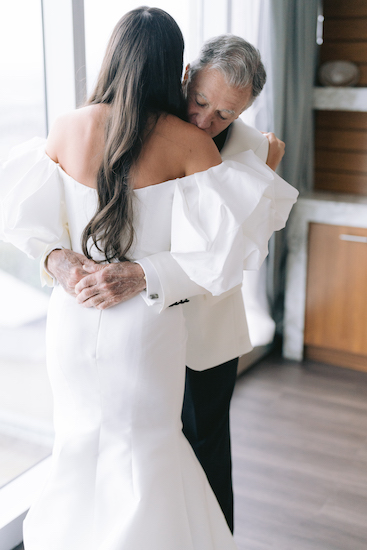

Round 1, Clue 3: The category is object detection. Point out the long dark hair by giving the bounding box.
[82,6,186,262]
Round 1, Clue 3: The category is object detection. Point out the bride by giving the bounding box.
[0,7,297,549]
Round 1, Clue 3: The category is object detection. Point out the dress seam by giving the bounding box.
[91,308,103,541]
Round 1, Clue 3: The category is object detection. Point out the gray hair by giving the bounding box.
[187,34,266,108]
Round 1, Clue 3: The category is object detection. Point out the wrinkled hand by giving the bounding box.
[75,261,146,310]
[263,132,285,171]
[46,249,99,296]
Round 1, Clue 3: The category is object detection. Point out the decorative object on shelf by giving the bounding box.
[318,60,360,87]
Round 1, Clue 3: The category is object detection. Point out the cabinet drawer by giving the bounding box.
[304,222,367,370]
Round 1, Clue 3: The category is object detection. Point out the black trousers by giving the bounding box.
[181,357,238,533]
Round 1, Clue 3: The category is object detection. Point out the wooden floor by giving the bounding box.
[232,351,367,550]
[13,351,367,550]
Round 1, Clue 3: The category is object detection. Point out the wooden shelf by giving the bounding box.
[313,87,367,111]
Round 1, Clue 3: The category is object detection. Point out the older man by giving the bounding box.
[45,35,284,532]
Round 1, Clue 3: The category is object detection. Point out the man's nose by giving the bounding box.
[196,113,212,130]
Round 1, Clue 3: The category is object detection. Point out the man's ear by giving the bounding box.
[182,63,190,83]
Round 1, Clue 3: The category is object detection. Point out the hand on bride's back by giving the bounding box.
[46,249,95,296]
[75,261,146,310]
[47,249,146,308]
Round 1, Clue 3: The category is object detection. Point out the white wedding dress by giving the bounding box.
[0,138,298,550]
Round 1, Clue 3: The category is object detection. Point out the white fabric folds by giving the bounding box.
[171,149,298,296]
[0,139,298,298]
[0,137,70,259]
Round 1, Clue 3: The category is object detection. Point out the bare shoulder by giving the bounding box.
[45,111,73,162]
[159,115,222,175]
[45,104,109,186]
[161,114,213,149]
[46,105,108,163]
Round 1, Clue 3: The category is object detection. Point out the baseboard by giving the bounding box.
[305,345,367,372]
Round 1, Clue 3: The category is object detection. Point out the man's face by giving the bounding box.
[185,67,253,138]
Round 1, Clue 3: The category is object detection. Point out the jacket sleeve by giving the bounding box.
[135,252,207,312]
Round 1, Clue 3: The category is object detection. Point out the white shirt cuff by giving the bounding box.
[134,257,164,307]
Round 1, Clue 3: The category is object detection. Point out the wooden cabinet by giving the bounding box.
[304,222,367,371]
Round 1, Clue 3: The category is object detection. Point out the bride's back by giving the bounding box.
[45,6,221,262]
[46,104,221,190]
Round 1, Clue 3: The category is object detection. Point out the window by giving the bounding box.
[0,1,46,158]
[0,2,52,548]
[0,0,52,493]
[84,0,201,95]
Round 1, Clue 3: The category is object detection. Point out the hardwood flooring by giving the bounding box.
[13,351,367,550]
[232,351,367,550]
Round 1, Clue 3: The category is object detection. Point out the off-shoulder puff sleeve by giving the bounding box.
[0,137,71,284]
[170,149,298,296]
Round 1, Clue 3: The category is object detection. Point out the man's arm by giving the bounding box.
[46,247,206,311]
[46,248,146,309]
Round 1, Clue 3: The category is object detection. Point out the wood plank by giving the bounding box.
[304,223,367,355]
[232,353,367,549]
[316,129,367,151]
[315,149,367,172]
[305,346,367,372]
[323,18,367,42]
[321,42,367,63]
[324,0,367,18]
[358,63,367,86]
[314,170,367,195]
[316,110,367,130]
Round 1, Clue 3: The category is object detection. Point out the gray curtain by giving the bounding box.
[268,0,320,190]
[254,0,320,332]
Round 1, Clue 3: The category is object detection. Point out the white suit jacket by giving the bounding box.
[137,119,269,371]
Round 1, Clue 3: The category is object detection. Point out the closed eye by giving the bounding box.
[196,99,206,107]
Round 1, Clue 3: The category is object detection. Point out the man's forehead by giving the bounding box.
[196,91,236,115]
[191,67,251,105]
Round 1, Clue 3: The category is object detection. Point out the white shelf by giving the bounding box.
[313,87,367,111]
